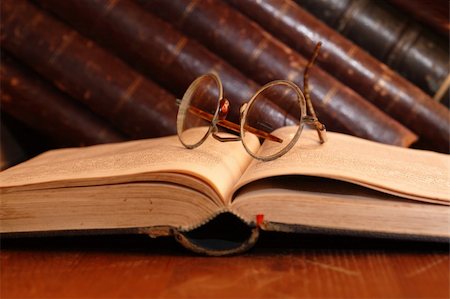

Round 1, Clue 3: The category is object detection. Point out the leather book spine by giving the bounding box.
[226,0,450,152]
[296,0,450,105]
[1,55,126,146]
[0,0,178,139]
[138,0,417,147]
[388,0,450,37]
[36,0,293,129]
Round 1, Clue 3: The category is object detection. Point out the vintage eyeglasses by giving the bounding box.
[176,42,327,161]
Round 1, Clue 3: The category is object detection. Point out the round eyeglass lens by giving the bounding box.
[242,81,304,160]
[177,74,221,148]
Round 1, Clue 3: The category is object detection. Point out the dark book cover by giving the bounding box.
[1,0,178,139]
[226,0,450,153]
[37,0,295,131]
[1,55,125,146]
[388,0,450,37]
[296,0,450,106]
[138,0,417,147]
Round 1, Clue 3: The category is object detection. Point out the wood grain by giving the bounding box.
[1,232,448,299]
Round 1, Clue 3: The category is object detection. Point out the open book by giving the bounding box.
[1,127,449,255]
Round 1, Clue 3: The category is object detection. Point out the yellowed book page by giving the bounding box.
[233,187,450,238]
[0,128,259,203]
[234,127,450,204]
[1,182,219,233]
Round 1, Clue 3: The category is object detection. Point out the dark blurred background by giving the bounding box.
[1,0,449,170]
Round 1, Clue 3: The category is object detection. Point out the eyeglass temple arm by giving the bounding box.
[187,106,283,143]
[304,42,327,144]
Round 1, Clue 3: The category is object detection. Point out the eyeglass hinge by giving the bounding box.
[302,115,318,124]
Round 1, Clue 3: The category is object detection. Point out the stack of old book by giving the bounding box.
[1,0,449,170]
[1,0,449,255]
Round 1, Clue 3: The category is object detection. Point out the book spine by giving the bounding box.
[296,0,450,105]
[1,55,126,146]
[388,0,450,37]
[36,0,296,131]
[138,0,417,147]
[226,0,450,152]
[0,0,178,139]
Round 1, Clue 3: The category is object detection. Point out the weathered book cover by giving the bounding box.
[227,0,450,153]
[388,0,450,37]
[1,55,125,146]
[138,0,417,147]
[0,0,178,139]
[36,0,299,134]
[296,0,450,106]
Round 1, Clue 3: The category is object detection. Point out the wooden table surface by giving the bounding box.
[1,232,449,299]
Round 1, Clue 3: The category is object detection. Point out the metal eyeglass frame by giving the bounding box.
[176,42,327,161]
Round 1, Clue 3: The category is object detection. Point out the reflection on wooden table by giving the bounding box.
[1,232,448,299]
